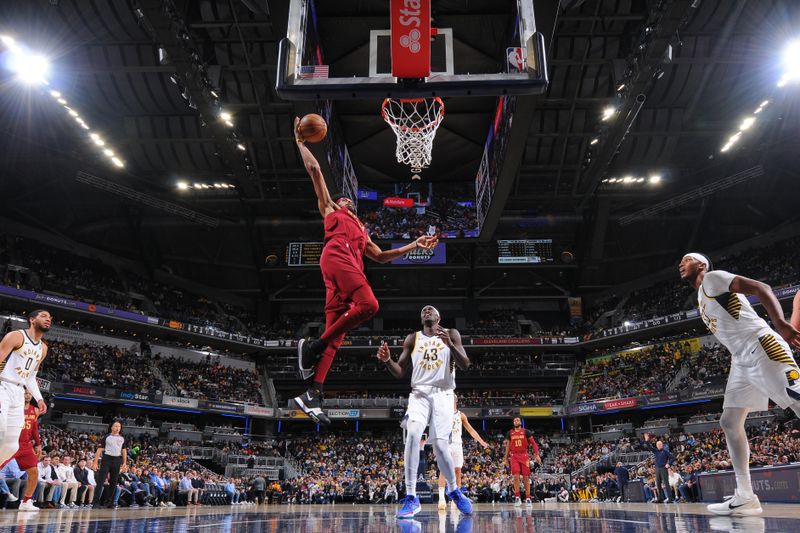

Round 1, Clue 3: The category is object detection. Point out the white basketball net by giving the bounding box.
[381,97,445,173]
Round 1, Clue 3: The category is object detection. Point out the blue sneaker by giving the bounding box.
[397,519,423,532]
[448,488,473,515]
[455,516,474,533]
[396,495,421,519]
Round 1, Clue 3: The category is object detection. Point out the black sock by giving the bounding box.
[310,382,323,395]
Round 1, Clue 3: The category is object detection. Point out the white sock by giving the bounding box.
[438,487,445,499]
[735,474,754,498]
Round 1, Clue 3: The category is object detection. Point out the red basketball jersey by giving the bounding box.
[323,208,368,262]
[18,404,40,451]
[507,428,538,456]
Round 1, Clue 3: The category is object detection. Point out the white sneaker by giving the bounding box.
[707,490,762,516]
[525,499,532,507]
[6,493,18,503]
[514,497,521,507]
[18,500,38,512]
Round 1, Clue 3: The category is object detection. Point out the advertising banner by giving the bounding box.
[643,393,680,406]
[383,197,415,208]
[36,377,51,392]
[243,405,275,418]
[282,409,310,419]
[567,402,600,415]
[0,284,151,323]
[200,401,244,414]
[519,407,553,417]
[484,407,516,417]
[117,390,152,402]
[64,384,104,397]
[327,409,360,419]
[390,406,406,419]
[163,395,199,409]
[699,464,800,503]
[470,338,537,346]
[603,398,638,410]
[390,242,446,265]
[390,0,431,78]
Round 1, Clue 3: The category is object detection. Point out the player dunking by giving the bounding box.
[437,395,489,510]
[3,390,43,511]
[503,416,541,506]
[376,305,473,518]
[679,253,800,516]
[0,310,49,467]
[293,119,437,425]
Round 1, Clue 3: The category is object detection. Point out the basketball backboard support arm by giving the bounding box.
[276,0,548,100]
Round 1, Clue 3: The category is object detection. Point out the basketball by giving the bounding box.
[297,114,327,143]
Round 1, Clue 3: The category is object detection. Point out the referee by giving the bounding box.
[92,420,127,507]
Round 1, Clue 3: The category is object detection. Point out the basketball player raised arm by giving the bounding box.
[295,117,438,262]
[725,276,800,349]
[460,412,490,449]
[791,291,800,332]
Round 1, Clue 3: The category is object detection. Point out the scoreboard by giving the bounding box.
[286,242,324,266]
[497,239,554,264]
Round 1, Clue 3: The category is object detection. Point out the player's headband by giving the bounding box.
[422,306,440,319]
[683,253,710,270]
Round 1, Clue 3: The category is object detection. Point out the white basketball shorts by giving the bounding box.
[403,386,454,441]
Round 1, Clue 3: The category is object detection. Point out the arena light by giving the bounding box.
[739,116,756,130]
[636,177,645,183]
[8,51,50,85]
[103,149,114,157]
[236,143,246,151]
[601,106,616,121]
[219,111,232,121]
[176,181,189,191]
[622,176,634,184]
[623,321,632,327]
[649,174,662,184]
[57,98,66,105]
[0,35,14,47]
[111,157,124,168]
[49,90,60,98]
[779,40,800,86]
[590,137,599,145]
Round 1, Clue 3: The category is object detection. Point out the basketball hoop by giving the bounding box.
[381,97,445,174]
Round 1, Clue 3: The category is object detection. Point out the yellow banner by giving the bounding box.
[519,407,552,417]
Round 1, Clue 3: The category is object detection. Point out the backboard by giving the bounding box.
[276,0,548,100]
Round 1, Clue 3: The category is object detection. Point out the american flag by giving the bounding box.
[298,65,329,79]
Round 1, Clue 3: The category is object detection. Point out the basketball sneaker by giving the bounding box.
[447,488,473,515]
[293,388,331,426]
[525,498,532,507]
[396,496,421,519]
[297,339,324,380]
[514,496,522,506]
[18,499,38,512]
[708,516,766,533]
[707,490,762,516]
[6,493,17,503]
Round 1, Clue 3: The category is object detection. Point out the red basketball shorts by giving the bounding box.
[510,454,531,476]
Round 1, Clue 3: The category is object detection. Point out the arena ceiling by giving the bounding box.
[0,0,798,305]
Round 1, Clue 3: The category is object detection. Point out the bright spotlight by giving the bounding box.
[93,138,105,146]
[89,133,100,140]
[219,111,232,121]
[224,120,234,127]
[649,174,662,184]
[590,138,599,145]
[177,181,189,190]
[759,100,769,108]
[623,176,634,184]
[623,321,632,327]
[111,157,124,168]
[68,109,79,117]
[49,90,60,98]
[103,149,114,157]
[57,98,66,104]
[8,51,50,85]
[601,106,616,121]
[739,116,756,130]
[782,40,800,82]
[636,177,645,183]
[236,143,246,151]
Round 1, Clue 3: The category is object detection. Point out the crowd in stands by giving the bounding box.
[42,341,163,393]
[362,193,478,240]
[154,355,263,404]
[34,337,263,405]
[574,340,692,401]
[673,343,730,392]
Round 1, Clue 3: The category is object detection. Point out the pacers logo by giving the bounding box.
[400,28,422,53]
[786,368,799,386]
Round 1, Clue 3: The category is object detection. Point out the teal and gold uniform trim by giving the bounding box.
[758,334,797,365]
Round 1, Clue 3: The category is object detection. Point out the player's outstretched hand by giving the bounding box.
[479,440,490,450]
[415,235,438,250]
[776,320,800,351]
[376,342,391,362]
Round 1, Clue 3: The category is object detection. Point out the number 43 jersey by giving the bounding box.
[410,330,456,391]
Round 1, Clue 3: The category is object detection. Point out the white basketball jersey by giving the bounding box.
[1,330,44,385]
[698,270,782,363]
[451,410,463,445]
[410,331,455,390]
